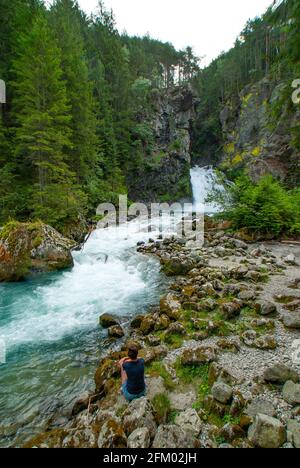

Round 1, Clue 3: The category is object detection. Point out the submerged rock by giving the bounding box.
[108,325,125,339]
[0,221,75,281]
[99,314,119,328]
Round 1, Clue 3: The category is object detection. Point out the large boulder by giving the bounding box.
[139,345,168,364]
[108,325,124,339]
[140,315,156,335]
[146,377,167,401]
[160,294,182,320]
[97,418,127,448]
[123,398,157,438]
[282,381,300,406]
[99,314,119,328]
[220,301,242,320]
[161,258,195,277]
[283,313,300,329]
[248,414,286,449]
[244,398,276,421]
[94,357,119,394]
[263,364,299,385]
[255,301,277,316]
[287,420,300,449]
[181,345,218,366]
[175,408,202,437]
[152,425,195,449]
[0,221,75,281]
[211,382,233,405]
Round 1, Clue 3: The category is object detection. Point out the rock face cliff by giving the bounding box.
[220,78,300,186]
[128,85,198,202]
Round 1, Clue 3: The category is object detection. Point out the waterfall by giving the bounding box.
[190,165,222,214]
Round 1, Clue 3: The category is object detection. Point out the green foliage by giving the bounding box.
[175,361,210,385]
[214,174,300,237]
[152,393,171,421]
[163,333,184,349]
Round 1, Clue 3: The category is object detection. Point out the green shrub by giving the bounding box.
[212,174,300,237]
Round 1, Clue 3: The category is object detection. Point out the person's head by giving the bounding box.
[128,344,139,360]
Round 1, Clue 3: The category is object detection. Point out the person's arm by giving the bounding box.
[118,357,129,368]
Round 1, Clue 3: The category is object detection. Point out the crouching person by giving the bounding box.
[119,345,146,402]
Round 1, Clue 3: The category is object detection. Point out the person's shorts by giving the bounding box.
[122,383,146,402]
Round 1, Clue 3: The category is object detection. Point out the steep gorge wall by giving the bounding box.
[219,78,300,185]
[127,86,199,203]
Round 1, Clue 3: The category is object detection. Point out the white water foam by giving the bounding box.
[190,165,223,213]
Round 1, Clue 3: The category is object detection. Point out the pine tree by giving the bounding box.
[12,14,85,228]
[50,0,98,185]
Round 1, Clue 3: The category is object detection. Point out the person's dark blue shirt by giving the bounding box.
[123,359,145,395]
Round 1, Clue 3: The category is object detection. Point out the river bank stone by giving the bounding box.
[152,425,195,448]
[123,398,157,438]
[255,301,277,316]
[175,408,202,437]
[282,381,300,406]
[181,345,218,365]
[245,397,276,420]
[211,382,233,404]
[263,364,299,384]
[127,427,151,448]
[287,420,300,448]
[108,325,125,339]
[248,414,286,448]
[283,312,300,329]
[160,294,182,320]
[0,221,75,281]
[99,314,119,328]
[97,418,127,448]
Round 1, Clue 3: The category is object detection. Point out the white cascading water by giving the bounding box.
[190,165,222,214]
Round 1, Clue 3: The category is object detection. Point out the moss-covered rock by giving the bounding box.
[0,221,75,282]
[94,357,120,394]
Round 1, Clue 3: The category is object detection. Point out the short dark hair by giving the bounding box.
[128,345,139,360]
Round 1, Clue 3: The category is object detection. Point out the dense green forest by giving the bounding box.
[0,0,199,230]
[0,0,299,233]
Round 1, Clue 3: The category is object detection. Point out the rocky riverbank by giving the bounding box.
[23,226,300,449]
